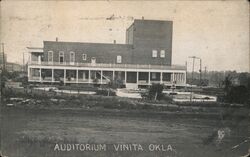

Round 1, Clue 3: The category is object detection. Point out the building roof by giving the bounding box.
[43,41,133,49]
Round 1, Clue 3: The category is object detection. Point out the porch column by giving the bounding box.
[88,70,91,83]
[113,71,115,80]
[171,72,175,82]
[136,72,139,84]
[181,73,183,83]
[52,68,54,82]
[176,73,178,83]
[76,69,79,83]
[100,70,103,84]
[183,73,185,83]
[160,72,163,84]
[148,72,151,85]
[178,73,180,83]
[27,67,30,80]
[39,68,42,82]
[64,69,66,84]
[184,73,187,84]
[124,71,127,83]
[177,74,179,83]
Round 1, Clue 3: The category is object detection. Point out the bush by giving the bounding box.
[161,95,173,103]
[147,83,164,100]
[226,85,249,104]
[223,75,250,104]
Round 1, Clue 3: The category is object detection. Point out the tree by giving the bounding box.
[239,73,248,86]
[223,75,232,95]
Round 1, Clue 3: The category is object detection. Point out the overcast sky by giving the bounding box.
[0,0,249,72]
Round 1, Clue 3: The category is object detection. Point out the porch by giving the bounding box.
[28,66,186,88]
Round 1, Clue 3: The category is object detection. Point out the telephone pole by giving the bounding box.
[1,43,5,102]
[204,66,207,79]
[188,56,201,101]
[1,43,5,72]
[188,56,196,101]
[199,58,202,86]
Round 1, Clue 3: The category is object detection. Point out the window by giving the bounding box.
[48,51,53,63]
[70,51,75,64]
[152,72,156,79]
[91,57,96,64]
[82,54,87,60]
[117,55,122,63]
[160,50,165,58]
[152,50,157,58]
[59,51,64,64]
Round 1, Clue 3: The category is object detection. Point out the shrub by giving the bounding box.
[226,85,249,104]
[161,95,173,103]
[147,83,164,100]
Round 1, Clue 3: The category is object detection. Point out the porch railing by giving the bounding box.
[28,61,186,70]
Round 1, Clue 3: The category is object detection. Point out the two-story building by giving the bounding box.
[27,19,186,89]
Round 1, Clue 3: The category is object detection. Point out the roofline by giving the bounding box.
[43,41,133,47]
[27,47,43,53]
[126,22,134,31]
[134,19,173,23]
[26,47,43,49]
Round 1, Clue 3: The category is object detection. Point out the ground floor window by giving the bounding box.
[152,72,157,79]
[31,68,40,77]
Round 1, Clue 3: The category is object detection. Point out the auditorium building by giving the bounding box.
[27,19,186,89]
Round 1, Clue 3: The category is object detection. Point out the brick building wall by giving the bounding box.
[127,20,173,65]
[43,41,133,64]
[42,19,173,66]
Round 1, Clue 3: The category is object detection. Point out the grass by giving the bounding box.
[2,105,250,157]
[1,88,250,157]
[3,87,249,117]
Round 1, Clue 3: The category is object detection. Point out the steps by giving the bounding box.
[125,83,138,89]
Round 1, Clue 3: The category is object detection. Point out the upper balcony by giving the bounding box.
[28,61,186,71]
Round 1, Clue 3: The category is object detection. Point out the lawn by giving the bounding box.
[1,87,250,157]
[1,104,250,157]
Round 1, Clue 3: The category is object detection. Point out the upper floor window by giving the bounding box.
[160,50,165,58]
[91,57,96,64]
[70,51,75,63]
[117,55,122,63]
[152,50,157,58]
[59,51,64,64]
[48,51,53,62]
[82,54,87,61]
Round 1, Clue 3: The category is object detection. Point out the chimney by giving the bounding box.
[113,40,116,44]
[56,37,58,42]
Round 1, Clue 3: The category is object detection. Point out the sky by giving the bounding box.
[0,0,249,72]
